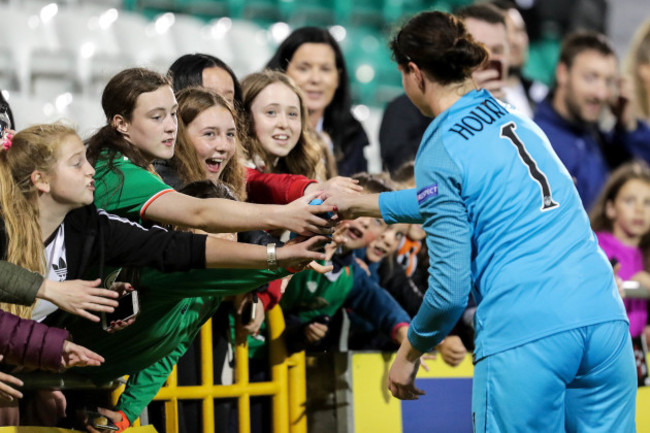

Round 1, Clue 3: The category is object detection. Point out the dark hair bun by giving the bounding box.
[390,11,488,85]
[442,37,488,75]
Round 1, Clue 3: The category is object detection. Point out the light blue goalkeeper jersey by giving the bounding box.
[379,89,627,361]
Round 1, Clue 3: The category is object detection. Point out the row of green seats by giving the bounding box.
[126,0,473,28]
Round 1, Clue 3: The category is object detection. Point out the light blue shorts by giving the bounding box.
[472,320,637,433]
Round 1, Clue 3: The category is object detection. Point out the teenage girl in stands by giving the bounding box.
[590,160,650,386]
[240,70,325,182]
[86,67,333,235]
[266,27,369,176]
[166,54,361,201]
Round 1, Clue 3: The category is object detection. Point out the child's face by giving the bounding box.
[251,82,302,159]
[606,178,650,244]
[120,85,178,162]
[187,105,237,182]
[43,134,96,209]
[340,217,385,252]
[365,223,409,263]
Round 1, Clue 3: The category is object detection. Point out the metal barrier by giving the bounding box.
[111,305,307,433]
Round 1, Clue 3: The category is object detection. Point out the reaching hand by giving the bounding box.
[435,336,467,367]
[0,356,23,402]
[38,279,119,323]
[84,407,129,433]
[60,341,104,370]
[354,257,371,276]
[104,282,137,333]
[281,193,336,236]
[304,322,329,343]
[472,68,506,100]
[301,261,334,274]
[277,235,328,270]
[418,353,437,372]
[388,340,426,400]
[234,294,265,337]
[306,176,364,197]
[323,193,358,220]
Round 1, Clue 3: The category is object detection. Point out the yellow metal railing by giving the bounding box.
[112,305,307,433]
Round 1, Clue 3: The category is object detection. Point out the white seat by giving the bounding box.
[0,5,75,94]
[53,7,129,94]
[212,19,272,77]
[170,14,235,66]
[60,94,106,139]
[4,92,64,130]
[113,11,180,73]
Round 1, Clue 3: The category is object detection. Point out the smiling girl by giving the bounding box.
[86,68,334,235]
[154,87,247,199]
[266,27,369,176]
[241,70,325,181]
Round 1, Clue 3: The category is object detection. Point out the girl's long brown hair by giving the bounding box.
[0,124,76,318]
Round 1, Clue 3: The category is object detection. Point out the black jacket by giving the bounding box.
[0,204,207,293]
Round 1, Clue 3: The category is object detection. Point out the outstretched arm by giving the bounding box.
[146,190,335,236]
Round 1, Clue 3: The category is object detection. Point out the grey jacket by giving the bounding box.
[0,261,43,305]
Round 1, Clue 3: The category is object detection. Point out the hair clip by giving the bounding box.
[1,132,12,151]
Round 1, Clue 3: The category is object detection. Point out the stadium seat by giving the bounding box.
[0,5,75,94]
[5,92,63,129]
[213,18,272,77]
[170,14,236,66]
[112,11,180,73]
[62,93,107,139]
[53,7,128,95]
[281,0,336,27]
[175,0,230,19]
[242,0,282,26]
[338,0,386,31]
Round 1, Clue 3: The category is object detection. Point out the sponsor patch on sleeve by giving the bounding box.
[417,183,438,204]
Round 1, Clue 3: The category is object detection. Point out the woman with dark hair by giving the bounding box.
[266,27,368,177]
[328,10,636,432]
[168,53,243,106]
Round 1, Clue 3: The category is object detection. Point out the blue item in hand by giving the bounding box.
[309,198,334,220]
[290,198,334,239]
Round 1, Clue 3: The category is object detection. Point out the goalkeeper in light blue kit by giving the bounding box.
[328,11,637,433]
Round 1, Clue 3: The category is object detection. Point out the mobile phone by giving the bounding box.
[240,294,258,325]
[484,59,503,80]
[85,410,119,431]
[101,290,140,331]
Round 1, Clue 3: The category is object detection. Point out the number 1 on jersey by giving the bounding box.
[500,122,559,211]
